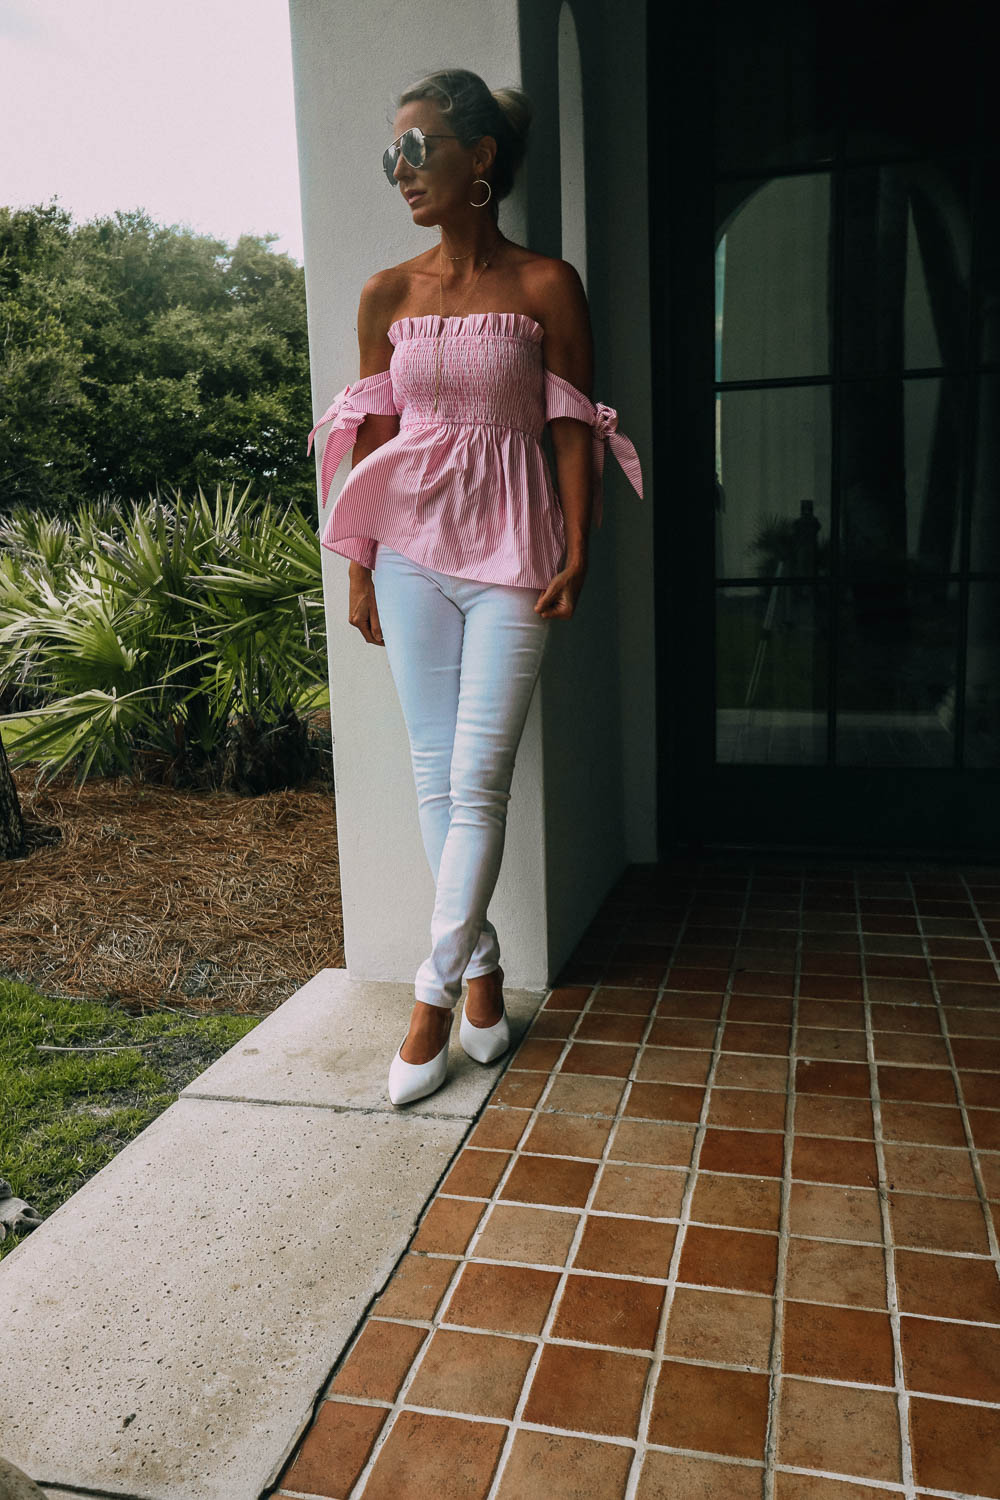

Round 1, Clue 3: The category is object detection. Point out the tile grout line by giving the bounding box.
[623,864,757,1500]
[287,994,559,1403]
[318,1367,1000,1412]
[959,870,1000,985]
[294,976,597,1497]
[366,1285,1000,1334]
[264,980,590,1498]
[477,880,700,1500]
[909,874,1000,1287]
[860,871,918,1500]
[761,867,805,1500]
[339,998,591,1500]
[959,869,1000,1278]
[338,1083,563,1493]
[343,878,676,1498]
[277,866,1000,1500]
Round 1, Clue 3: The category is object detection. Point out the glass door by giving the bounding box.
[653,0,1000,853]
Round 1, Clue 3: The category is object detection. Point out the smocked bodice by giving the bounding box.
[306,309,643,587]
[388,312,546,437]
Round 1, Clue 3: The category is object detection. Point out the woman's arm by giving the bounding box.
[351,272,402,471]
[534,259,594,617]
[347,274,401,646]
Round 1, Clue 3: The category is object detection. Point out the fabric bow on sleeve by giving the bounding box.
[591,402,644,528]
[543,370,644,528]
[306,370,399,508]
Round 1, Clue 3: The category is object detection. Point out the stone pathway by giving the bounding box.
[271,857,1000,1500]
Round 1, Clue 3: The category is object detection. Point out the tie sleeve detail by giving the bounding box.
[306,370,400,509]
[543,368,644,529]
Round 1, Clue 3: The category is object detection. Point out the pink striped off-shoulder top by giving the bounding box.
[306,310,643,588]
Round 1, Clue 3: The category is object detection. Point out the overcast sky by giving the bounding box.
[0,0,304,264]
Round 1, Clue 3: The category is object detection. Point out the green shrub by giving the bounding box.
[0,484,329,792]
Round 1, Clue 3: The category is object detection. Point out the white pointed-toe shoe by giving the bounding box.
[387,1010,454,1106]
[460,967,510,1064]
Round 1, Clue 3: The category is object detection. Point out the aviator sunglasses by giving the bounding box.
[383,126,459,183]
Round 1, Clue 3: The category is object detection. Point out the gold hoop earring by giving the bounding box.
[469,177,492,207]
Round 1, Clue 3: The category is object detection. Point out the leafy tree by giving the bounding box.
[0,201,313,513]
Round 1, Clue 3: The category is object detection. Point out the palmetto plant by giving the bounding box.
[0,485,329,792]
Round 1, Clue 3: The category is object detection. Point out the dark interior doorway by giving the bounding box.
[652,0,1000,855]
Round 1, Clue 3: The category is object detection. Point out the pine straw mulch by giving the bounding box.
[0,752,344,1020]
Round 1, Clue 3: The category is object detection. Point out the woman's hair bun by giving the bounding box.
[490,86,533,167]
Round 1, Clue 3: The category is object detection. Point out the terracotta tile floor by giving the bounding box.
[272,858,1000,1500]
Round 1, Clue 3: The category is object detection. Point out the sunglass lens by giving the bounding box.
[383,127,431,183]
[401,129,426,167]
[384,128,427,181]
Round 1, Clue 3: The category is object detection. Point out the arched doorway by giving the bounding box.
[653,0,1000,852]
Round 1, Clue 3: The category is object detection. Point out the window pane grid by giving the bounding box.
[711,0,995,778]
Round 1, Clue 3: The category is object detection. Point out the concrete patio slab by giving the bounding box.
[0,970,545,1500]
[180,967,542,1115]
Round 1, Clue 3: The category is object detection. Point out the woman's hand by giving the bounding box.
[534,560,587,620]
[348,562,384,645]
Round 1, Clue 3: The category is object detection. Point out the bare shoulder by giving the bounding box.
[358,265,408,330]
[356,267,410,374]
[356,248,438,347]
[520,252,585,308]
[523,254,593,394]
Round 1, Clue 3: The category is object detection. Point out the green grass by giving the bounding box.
[0,977,262,1262]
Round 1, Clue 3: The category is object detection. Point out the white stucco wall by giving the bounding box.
[520,0,657,977]
[289,0,656,989]
[597,0,656,864]
[290,0,550,989]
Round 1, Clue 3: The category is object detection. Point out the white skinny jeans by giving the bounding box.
[372,543,552,1011]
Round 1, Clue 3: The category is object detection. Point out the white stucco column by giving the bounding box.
[289,0,549,989]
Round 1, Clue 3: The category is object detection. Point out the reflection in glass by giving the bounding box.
[716,174,831,382]
[716,585,827,765]
[965,584,1000,769]
[980,162,1000,366]
[972,377,1000,574]
[716,386,830,580]
[840,377,965,578]
[836,583,957,767]
[841,163,970,375]
[714,0,835,172]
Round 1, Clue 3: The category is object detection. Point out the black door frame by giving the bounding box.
[649,0,1000,858]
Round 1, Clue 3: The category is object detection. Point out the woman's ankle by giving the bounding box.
[401,1003,452,1063]
[464,967,504,1022]
[410,1000,452,1025]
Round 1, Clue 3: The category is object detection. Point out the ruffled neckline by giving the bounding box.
[388,311,544,345]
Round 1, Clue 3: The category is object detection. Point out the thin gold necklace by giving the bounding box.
[433,235,500,412]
